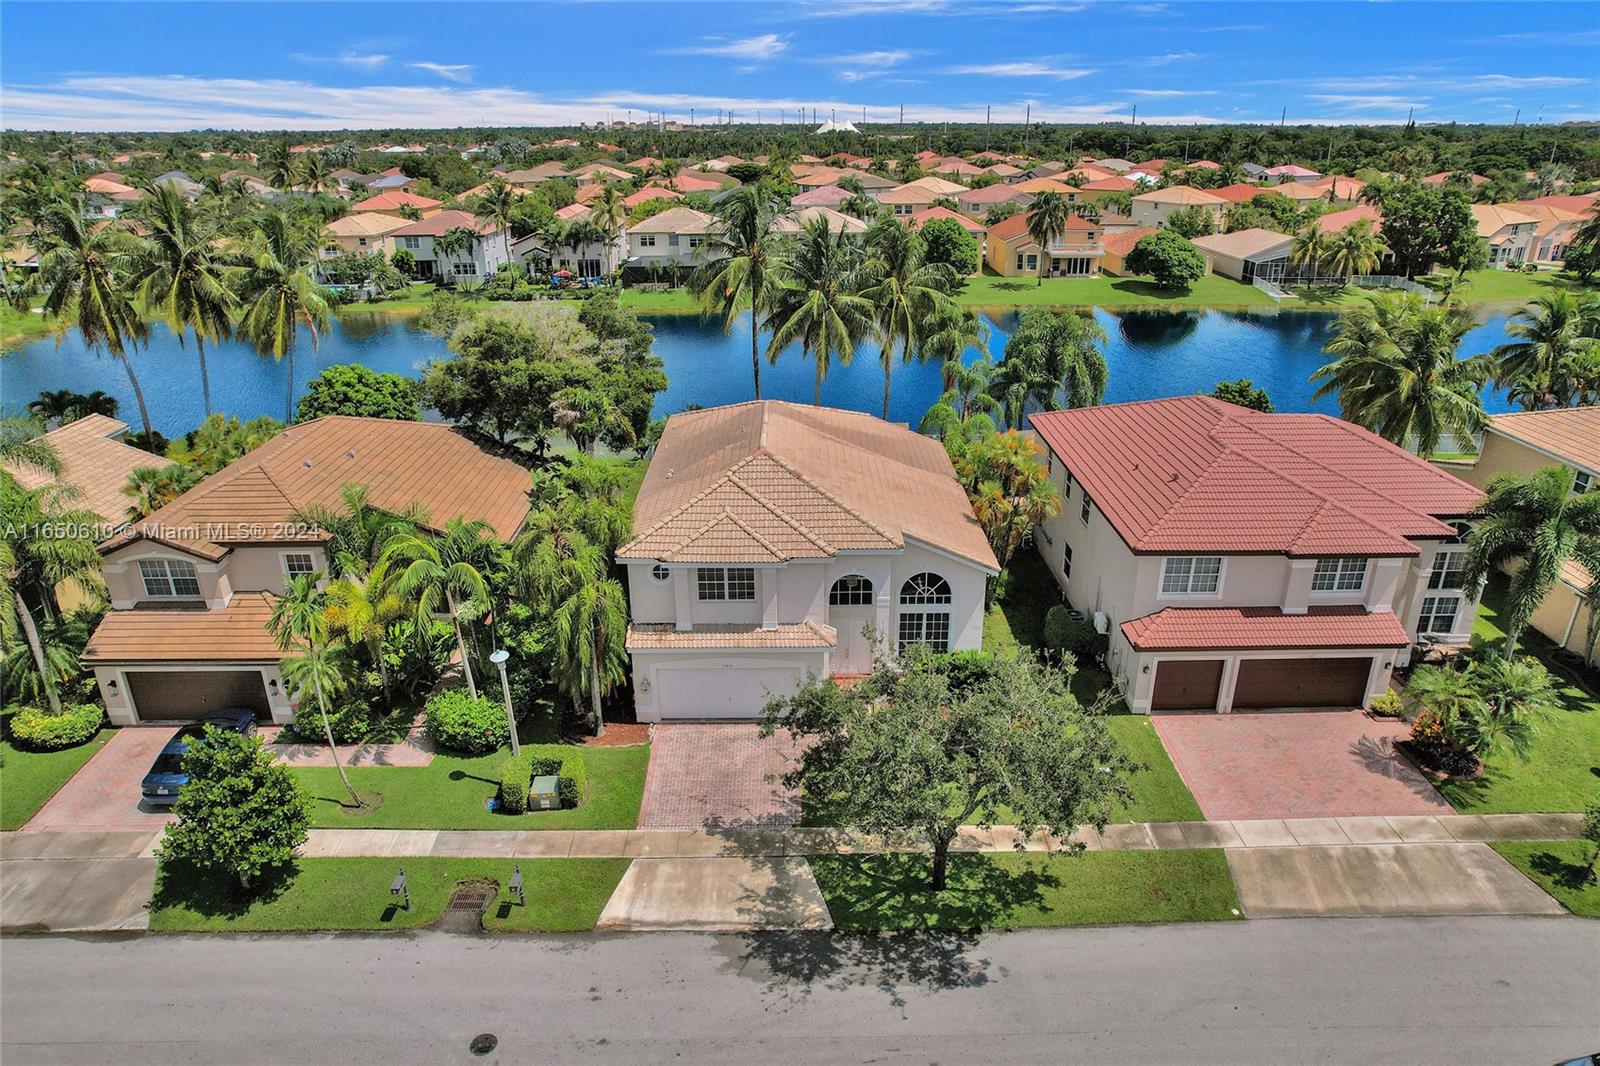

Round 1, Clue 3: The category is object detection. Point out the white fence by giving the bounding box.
[1252,276,1296,302]
[1348,274,1435,303]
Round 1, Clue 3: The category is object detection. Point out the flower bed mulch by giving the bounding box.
[1395,739,1482,781]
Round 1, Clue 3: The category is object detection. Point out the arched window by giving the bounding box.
[898,572,952,652]
[829,575,874,606]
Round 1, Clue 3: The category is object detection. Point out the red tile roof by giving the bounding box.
[1122,605,1411,652]
[1079,176,1139,192]
[1210,183,1268,203]
[959,183,1031,203]
[390,209,502,237]
[1316,204,1383,234]
[986,211,1097,243]
[1029,396,1483,557]
[908,206,986,233]
[1100,226,1159,258]
[623,186,681,208]
[350,190,441,212]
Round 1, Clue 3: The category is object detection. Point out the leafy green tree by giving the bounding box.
[157,726,309,891]
[1123,230,1207,291]
[1210,379,1274,411]
[1025,193,1070,287]
[325,555,404,706]
[166,414,283,474]
[992,308,1109,425]
[295,364,421,422]
[433,226,479,285]
[984,202,1022,227]
[861,220,958,419]
[762,648,1132,891]
[1465,466,1600,659]
[1165,204,1217,239]
[764,216,872,405]
[918,216,981,277]
[953,430,1062,598]
[268,572,360,806]
[236,210,331,423]
[552,569,629,739]
[1327,219,1390,279]
[471,179,520,248]
[421,317,585,444]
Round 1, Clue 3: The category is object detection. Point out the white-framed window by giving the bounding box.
[1311,556,1368,592]
[900,572,952,605]
[138,558,201,599]
[1428,551,1467,591]
[1417,595,1460,636]
[453,261,478,276]
[357,237,368,247]
[1575,470,1593,494]
[668,234,680,247]
[282,552,317,581]
[1062,543,1073,580]
[1080,492,1093,525]
[1015,253,1025,271]
[1160,556,1222,596]
[688,235,705,249]
[828,575,874,606]
[401,236,421,249]
[897,612,950,653]
[650,564,671,583]
[637,234,657,248]
[697,566,755,601]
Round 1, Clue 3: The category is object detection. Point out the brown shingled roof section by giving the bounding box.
[621,402,997,570]
[625,620,838,651]
[82,594,290,663]
[103,416,532,559]
[5,415,159,525]
[1121,605,1411,652]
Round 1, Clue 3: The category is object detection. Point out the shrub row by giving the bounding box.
[8,704,105,751]
[424,690,509,755]
[497,745,587,813]
[1042,606,1109,666]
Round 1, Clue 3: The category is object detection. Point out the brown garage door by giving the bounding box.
[1151,659,1225,711]
[1231,657,1371,710]
[126,670,271,722]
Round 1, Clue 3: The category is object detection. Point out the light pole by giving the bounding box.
[489,649,519,757]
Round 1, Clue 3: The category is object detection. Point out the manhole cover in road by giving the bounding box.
[469,1033,497,1055]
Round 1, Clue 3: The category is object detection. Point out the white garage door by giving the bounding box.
[655,664,803,719]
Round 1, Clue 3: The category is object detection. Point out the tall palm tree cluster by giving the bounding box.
[11,180,331,440]
[689,185,971,418]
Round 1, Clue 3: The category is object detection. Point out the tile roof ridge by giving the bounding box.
[754,447,901,546]
[621,467,744,552]
[670,507,785,561]
[722,464,836,554]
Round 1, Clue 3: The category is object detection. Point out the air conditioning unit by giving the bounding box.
[1092,612,1109,635]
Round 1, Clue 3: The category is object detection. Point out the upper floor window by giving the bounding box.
[139,558,201,599]
[899,573,952,605]
[829,575,874,606]
[637,234,657,248]
[697,566,755,602]
[283,552,317,581]
[1080,492,1093,525]
[1575,470,1593,495]
[1160,556,1222,596]
[1428,551,1467,590]
[401,236,421,249]
[668,234,680,247]
[1311,556,1368,593]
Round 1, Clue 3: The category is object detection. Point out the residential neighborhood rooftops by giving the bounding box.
[1485,407,1600,472]
[4,415,161,526]
[621,401,998,571]
[1029,396,1483,557]
[629,206,715,233]
[82,593,287,663]
[1121,605,1412,652]
[350,190,441,212]
[1317,203,1383,233]
[323,213,412,238]
[1470,203,1538,236]
[1100,226,1159,258]
[623,186,682,208]
[1190,227,1292,260]
[1079,175,1139,192]
[1263,164,1321,178]
[104,416,533,559]
[790,184,855,208]
[774,205,868,234]
[389,209,500,237]
[908,205,986,233]
[959,183,1031,203]
[1210,182,1269,203]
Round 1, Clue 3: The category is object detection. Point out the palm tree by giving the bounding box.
[689,184,787,399]
[860,220,958,419]
[994,308,1110,423]
[1489,292,1600,409]
[921,307,990,389]
[26,389,117,426]
[384,518,497,699]
[297,152,334,196]
[433,226,479,286]
[235,210,330,423]
[590,185,628,274]
[551,571,629,738]
[268,573,361,807]
[325,556,403,706]
[952,431,1062,601]
[1327,219,1389,280]
[1311,294,1486,456]
[472,180,519,257]
[1025,193,1070,287]
[121,463,200,519]
[764,216,871,405]
[128,180,235,416]
[1464,466,1600,658]
[28,196,154,438]
[294,484,423,577]
[1289,221,1335,282]
[263,140,296,192]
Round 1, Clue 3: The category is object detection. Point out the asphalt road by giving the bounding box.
[3,917,1597,1065]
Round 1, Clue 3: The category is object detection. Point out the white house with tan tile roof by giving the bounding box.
[1030,397,1484,715]
[1471,203,1539,268]
[1129,186,1228,229]
[618,402,998,719]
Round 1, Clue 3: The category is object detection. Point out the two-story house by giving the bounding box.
[1470,204,1539,268]
[1129,186,1229,229]
[984,211,1105,277]
[624,206,715,268]
[389,210,512,282]
[617,402,999,719]
[82,417,533,725]
[1030,397,1485,714]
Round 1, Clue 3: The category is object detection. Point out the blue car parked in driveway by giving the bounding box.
[139,709,257,807]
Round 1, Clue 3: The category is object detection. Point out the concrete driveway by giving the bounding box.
[19,728,177,833]
[0,831,158,932]
[1152,710,1453,822]
[638,724,807,829]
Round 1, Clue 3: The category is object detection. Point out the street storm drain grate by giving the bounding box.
[436,879,498,933]
[469,1033,497,1056]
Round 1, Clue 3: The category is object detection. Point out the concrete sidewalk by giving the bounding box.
[0,832,162,932]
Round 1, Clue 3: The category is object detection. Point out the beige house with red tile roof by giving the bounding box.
[84,417,534,726]
[1471,203,1539,267]
[350,190,443,218]
[955,183,1033,219]
[984,211,1105,277]
[1506,202,1585,264]
[1030,396,1484,714]
[1129,186,1228,229]
[618,402,997,718]
[390,210,512,281]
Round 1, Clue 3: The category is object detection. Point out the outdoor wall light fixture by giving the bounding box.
[639,676,651,693]
[1141,664,1151,674]
[106,678,119,695]
[1384,661,1393,669]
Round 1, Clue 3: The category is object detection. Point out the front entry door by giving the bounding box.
[831,611,874,674]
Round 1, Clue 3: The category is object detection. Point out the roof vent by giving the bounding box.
[347,449,357,459]
[664,468,675,480]
[303,460,313,469]
[1169,472,1180,483]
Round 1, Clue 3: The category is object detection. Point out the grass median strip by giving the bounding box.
[1490,841,1600,918]
[0,716,113,831]
[149,856,631,932]
[809,850,1240,931]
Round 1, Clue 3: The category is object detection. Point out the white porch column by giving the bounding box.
[673,569,693,631]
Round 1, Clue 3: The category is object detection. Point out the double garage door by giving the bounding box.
[1151,657,1371,712]
[653,664,803,719]
[125,670,272,722]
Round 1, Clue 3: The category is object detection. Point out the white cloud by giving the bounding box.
[407,62,474,83]
[1145,51,1201,66]
[943,62,1093,79]
[1122,88,1221,97]
[1308,94,1427,112]
[798,1,1083,17]
[817,49,912,67]
[292,50,390,70]
[673,34,789,60]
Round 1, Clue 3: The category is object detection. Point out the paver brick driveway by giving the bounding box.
[638,724,806,829]
[19,728,177,833]
[1151,710,1453,822]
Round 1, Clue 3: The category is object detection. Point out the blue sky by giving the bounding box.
[1,1,1595,131]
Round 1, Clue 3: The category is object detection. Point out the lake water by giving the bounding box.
[1,305,1517,437]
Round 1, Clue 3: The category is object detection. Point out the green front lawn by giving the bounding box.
[0,711,114,831]
[1490,841,1600,917]
[290,742,649,830]
[810,850,1239,931]
[149,856,629,932]
[619,287,702,312]
[1291,269,1592,310]
[1106,716,1205,823]
[0,302,51,351]
[957,272,1276,310]
[1430,579,1600,814]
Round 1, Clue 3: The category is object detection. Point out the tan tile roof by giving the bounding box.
[1470,203,1537,237]
[103,416,532,560]
[350,190,441,212]
[1487,408,1600,472]
[1122,606,1410,652]
[1190,228,1292,261]
[773,206,869,234]
[621,402,998,571]
[626,620,838,651]
[323,213,412,238]
[896,175,969,196]
[1132,185,1227,205]
[5,415,160,526]
[390,209,502,238]
[82,594,289,663]
[629,206,715,234]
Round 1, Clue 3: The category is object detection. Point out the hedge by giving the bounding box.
[424,690,509,755]
[498,745,587,813]
[9,704,104,751]
[1043,607,1109,667]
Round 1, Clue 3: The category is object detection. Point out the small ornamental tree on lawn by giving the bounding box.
[157,726,309,892]
[762,647,1133,892]
[1124,231,1207,291]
